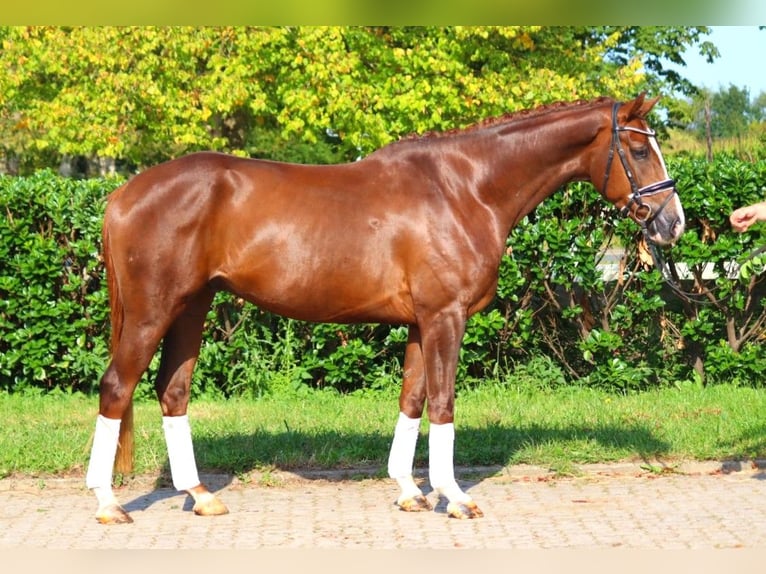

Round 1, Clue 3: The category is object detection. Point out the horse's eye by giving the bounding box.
[631,146,649,160]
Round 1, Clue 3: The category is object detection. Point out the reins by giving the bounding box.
[603,102,730,306]
[641,228,725,305]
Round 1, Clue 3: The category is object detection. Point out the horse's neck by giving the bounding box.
[473,108,604,230]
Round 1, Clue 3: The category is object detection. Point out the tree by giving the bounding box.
[677,84,764,153]
[709,84,752,140]
[0,27,277,174]
[0,26,716,175]
[749,90,766,123]
[577,26,718,98]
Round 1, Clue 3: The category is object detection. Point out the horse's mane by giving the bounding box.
[396,96,615,144]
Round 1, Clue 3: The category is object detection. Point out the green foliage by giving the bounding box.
[2,156,765,397]
[0,25,712,174]
[738,251,766,282]
[666,82,766,159]
[649,156,766,387]
[708,85,754,140]
[0,171,117,392]
[584,26,717,98]
[703,339,766,388]
[193,298,313,400]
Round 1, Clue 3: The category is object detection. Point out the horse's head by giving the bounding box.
[596,93,685,246]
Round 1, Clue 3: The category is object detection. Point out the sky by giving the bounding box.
[664,26,766,98]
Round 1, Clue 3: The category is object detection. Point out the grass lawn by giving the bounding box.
[1,383,765,480]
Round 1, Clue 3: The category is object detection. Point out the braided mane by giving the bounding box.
[398,96,615,143]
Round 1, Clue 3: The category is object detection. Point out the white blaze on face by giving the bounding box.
[648,132,685,239]
[648,134,669,178]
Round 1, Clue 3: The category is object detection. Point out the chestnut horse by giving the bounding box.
[85,93,685,524]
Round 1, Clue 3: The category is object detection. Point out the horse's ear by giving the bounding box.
[635,93,660,118]
[619,92,661,121]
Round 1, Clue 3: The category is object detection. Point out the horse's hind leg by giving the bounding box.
[388,325,432,512]
[154,289,228,516]
[86,321,166,524]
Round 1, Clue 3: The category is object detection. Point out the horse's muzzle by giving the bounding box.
[646,200,685,245]
[628,183,684,246]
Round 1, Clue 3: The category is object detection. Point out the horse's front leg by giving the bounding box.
[422,309,484,519]
[388,325,432,512]
[156,303,228,517]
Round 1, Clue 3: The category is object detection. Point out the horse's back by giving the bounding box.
[108,151,263,211]
[102,146,503,324]
[102,151,424,323]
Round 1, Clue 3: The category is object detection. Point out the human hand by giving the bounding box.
[730,202,766,233]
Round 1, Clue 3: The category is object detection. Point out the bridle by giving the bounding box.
[602,102,677,230]
[601,102,711,303]
[600,101,759,306]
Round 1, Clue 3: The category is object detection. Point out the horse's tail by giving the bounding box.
[101,193,135,475]
[114,403,134,475]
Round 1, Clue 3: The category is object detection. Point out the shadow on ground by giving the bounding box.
[118,420,674,512]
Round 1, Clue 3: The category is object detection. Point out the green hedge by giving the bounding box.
[1,156,765,397]
[0,172,113,393]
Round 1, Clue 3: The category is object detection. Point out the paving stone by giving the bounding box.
[1,463,765,549]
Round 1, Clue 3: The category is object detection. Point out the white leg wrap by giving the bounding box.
[428,422,471,504]
[387,412,421,479]
[86,414,121,491]
[162,415,201,491]
[92,486,119,509]
[388,413,424,503]
[394,475,423,504]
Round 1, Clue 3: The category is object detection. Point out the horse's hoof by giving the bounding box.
[397,494,433,512]
[193,496,229,516]
[446,501,484,519]
[95,504,134,525]
[187,484,229,516]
